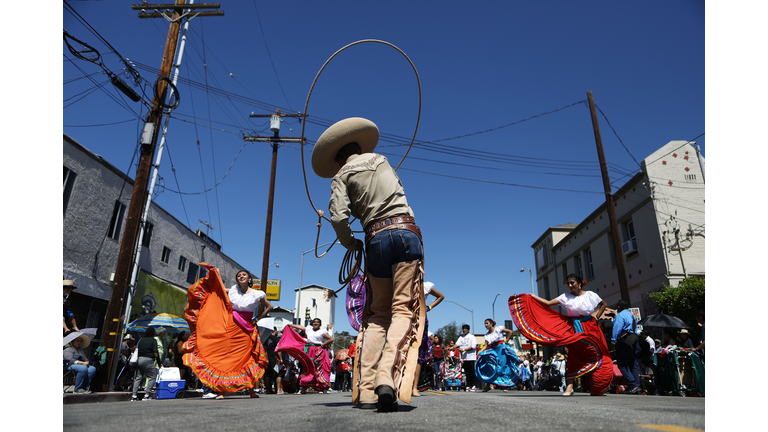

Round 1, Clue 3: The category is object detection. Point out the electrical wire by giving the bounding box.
[199,18,225,247]
[399,167,604,194]
[64,119,138,128]
[251,0,294,111]
[163,139,193,229]
[595,104,641,168]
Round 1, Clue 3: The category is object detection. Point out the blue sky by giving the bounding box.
[59,1,710,337]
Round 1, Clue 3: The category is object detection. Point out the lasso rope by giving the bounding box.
[299,39,423,289]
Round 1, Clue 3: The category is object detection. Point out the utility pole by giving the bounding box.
[244,110,306,298]
[587,91,630,304]
[99,0,222,391]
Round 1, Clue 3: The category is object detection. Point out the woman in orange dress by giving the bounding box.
[182,265,271,399]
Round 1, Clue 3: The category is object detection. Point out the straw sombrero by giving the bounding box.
[311,117,379,178]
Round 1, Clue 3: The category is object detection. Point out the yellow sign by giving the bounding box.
[253,279,281,301]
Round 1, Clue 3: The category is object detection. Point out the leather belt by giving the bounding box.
[364,215,414,235]
[364,215,421,243]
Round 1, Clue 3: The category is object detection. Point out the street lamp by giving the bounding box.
[520,267,535,295]
[296,241,341,324]
[445,300,474,334]
[269,262,279,268]
[492,293,502,322]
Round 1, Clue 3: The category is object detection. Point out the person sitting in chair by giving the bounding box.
[64,334,96,394]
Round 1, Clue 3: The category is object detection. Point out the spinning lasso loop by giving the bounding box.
[299,39,423,289]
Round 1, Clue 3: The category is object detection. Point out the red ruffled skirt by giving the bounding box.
[275,326,331,391]
[181,263,268,393]
[509,294,612,395]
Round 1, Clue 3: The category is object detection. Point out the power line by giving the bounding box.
[251,0,294,111]
[399,167,604,194]
[595,104,641,168]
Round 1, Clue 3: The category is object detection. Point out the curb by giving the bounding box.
[63,390,202,405]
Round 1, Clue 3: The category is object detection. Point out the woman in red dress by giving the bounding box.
[509,273,611,396]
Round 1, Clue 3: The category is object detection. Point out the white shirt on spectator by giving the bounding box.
[646,335,656,352]
[456,333,476,361]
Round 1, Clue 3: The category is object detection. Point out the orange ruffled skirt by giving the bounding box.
[509,293,613,395]
[181,263,268,393]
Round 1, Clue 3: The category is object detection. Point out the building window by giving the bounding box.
[544,277,550,299]
[621,220,638,255]
[187,263,206,284]
[161,246,171,264]
[178,256,187,272]
[562,263,568,282]
[64,166,77,215]
[585,249,594,279]
[141,222,154,248]
[574,255,583,279]
[107,201,127,240]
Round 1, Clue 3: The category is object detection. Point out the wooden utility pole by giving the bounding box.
[244,110,306,297]
[99,0,222,391]
[587,91,630,304]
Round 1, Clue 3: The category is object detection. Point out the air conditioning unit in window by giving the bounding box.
[622,239,637,255]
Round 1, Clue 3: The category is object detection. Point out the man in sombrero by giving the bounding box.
[312,117,426,412]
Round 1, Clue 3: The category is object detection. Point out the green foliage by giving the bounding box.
[648,276,705,340]
[435,320,460,344]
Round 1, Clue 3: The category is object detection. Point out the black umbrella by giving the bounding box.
[637,314,689,329]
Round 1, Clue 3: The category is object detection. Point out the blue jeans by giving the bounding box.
[432,359,443,388]
[68,363,96,390]
[366,228,423,278]
[616,343,641,388]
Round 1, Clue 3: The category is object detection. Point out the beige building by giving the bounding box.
[531,140,705,318]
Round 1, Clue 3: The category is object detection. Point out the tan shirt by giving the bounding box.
[329,153,414,249]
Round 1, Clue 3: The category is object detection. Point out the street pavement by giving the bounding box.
[63,388,705,432]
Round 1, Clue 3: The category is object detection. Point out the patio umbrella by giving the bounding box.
[63,328,98,347]
[127,313,190,332]
[637,314,689,329]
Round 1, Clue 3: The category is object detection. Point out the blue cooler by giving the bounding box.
[155,380,185,399]
[155,367,184,399]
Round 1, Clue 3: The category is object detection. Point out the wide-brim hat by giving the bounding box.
[555,352,565,360]
[311,117,379,178]
[680,329,689,335]
[64,279,77,289]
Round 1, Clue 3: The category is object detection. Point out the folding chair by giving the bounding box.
[63,360,76,393]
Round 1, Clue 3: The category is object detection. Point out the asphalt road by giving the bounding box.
[62,389,704,432]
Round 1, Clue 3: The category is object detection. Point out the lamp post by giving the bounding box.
[296,241,341,324]
[492,293,502,322]
[445,300,474,334]
[520,267,535,295]
[269,262,279,268]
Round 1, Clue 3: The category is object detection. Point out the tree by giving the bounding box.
[648,276,705,341]
[435,320,460,344]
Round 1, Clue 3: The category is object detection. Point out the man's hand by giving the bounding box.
[352,239,364,251]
